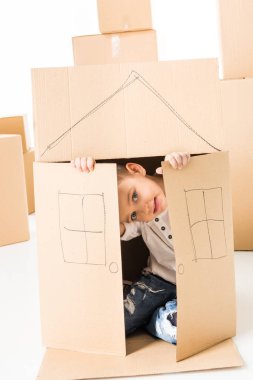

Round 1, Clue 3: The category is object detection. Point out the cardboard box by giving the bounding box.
[23,149,35,214]
[218,0,253,79]
[0,135,29,247]
[72,30,158,65]
[0,115,29,153]
[220,78,253,250]
[34,153,242,378]
[32,59,222,162]
[97,0,152,33]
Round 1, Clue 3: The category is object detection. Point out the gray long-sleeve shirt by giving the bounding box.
[121,209,176,284]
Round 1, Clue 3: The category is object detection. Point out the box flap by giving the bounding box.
[34,163,125,356]
[162,152,236,360]
[36,332,242,379]
[32,59,223,162]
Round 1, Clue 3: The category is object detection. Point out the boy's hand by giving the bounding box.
[71,157,96,173]
[156,152,190,174]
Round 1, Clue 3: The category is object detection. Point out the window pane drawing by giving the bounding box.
[58,192,106,265]
[185,187,227,261]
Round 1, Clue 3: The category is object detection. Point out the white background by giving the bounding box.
[2,1,253,380]
[0,0,220,146]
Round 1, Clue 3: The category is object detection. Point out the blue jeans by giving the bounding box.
[124,273,176,335]
[145,299,177,344]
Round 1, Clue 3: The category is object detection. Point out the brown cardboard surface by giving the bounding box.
[32,59,222,162]
[32,58,253,249]
[35,152,242,380]
[37,333,242,379]
[218,0,253,79]
[0,135,29,247]
[34,162,125,356]
[23,149,35,214]
[0,115,29,153]
[34,154,240,373]
[162,152,236,360]
[220,78,253,249]
[72,30,157,65]
[97,0,152,33]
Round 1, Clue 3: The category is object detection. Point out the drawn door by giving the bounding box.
[162,152,236,361]
[34,163,126,356]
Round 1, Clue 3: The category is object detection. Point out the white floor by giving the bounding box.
[0,214,252,380]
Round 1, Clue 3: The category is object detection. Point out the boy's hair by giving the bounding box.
[117,164,133,185]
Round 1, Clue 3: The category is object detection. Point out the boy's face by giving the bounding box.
[118,163,167,224]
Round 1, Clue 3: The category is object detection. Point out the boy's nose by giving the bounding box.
[142,200,153,215]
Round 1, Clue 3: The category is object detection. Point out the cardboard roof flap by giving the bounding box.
[32,59,223,163]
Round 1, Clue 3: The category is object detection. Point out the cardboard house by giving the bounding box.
[33,1,248,377]
[34,152,242,379]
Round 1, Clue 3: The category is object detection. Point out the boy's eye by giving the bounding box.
[131,211,137,221]
[132,191,138,202]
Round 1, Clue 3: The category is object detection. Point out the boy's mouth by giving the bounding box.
[154,197,159,214]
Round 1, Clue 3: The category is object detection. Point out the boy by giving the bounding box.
[72,152,190,344]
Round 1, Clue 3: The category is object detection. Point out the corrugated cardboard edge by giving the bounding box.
[23,149,35,214]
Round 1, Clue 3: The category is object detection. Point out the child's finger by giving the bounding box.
[156,167,163,175]
[74,157,81,170]
[87,156,95,172]
[168,155,178,169]
[182,152,190,167]
[80,157,88,172]
[174,152,184,168]
[165,153,180,169]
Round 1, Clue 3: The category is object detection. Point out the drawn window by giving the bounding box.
[58,192,106,265]
[185,187,227,261]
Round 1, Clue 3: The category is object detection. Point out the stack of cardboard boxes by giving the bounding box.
[0,116,35,247]
[73,0,157,65]
[34,1,246,379]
